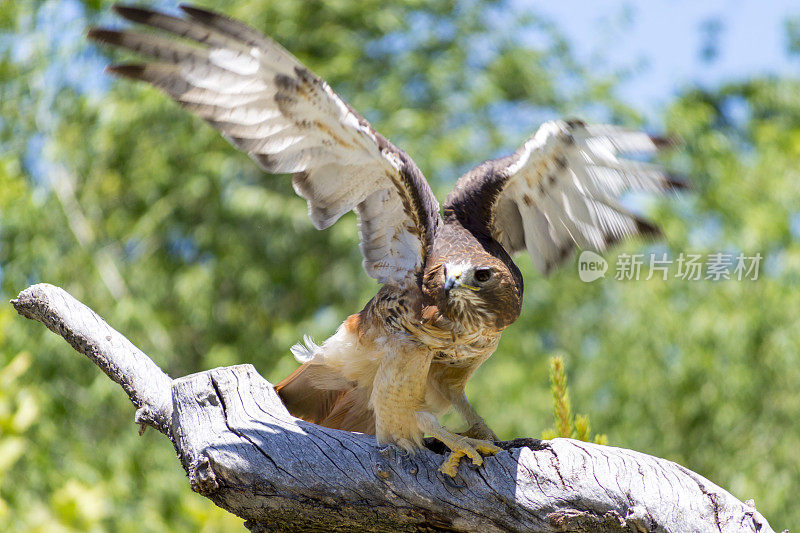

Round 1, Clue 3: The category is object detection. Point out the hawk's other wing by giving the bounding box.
[89,5,439,284]
[444,120,684,275]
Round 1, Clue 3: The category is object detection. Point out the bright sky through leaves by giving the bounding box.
[533,0,800,118]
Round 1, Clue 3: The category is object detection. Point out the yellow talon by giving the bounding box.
[439,450,467,477]
[436,438,500,477]
[475,442,501,455]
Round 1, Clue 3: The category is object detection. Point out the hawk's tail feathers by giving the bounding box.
[274,363,375,435]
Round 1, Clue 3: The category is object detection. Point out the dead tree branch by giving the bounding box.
[12,283,778,532]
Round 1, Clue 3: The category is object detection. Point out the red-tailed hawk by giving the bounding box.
[89,4,683,476]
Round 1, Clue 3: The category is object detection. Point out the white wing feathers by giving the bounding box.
[446,120,683,275]
[89,5,438,284]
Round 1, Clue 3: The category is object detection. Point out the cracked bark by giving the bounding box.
[11,283,781,533]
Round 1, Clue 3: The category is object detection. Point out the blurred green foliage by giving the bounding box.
[1,0,797,530]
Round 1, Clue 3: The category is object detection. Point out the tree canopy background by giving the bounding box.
[1,0,798,530]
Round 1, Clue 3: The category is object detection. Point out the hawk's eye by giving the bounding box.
[474,268,493,283]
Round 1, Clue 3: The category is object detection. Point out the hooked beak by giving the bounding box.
[443,264,480,292]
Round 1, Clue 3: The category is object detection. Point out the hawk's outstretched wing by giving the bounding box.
[444,120,684,275]
[89,5,439,284]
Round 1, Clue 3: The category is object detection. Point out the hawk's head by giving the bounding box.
[424,255,523,331]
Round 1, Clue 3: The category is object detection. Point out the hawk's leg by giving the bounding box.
[370,346,435,452]
[429,365,499,441]
[450,393,499,441]
[416,411,501,477]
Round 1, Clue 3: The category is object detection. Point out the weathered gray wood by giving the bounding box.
[12,283,779,532]
[11,283,173,436]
